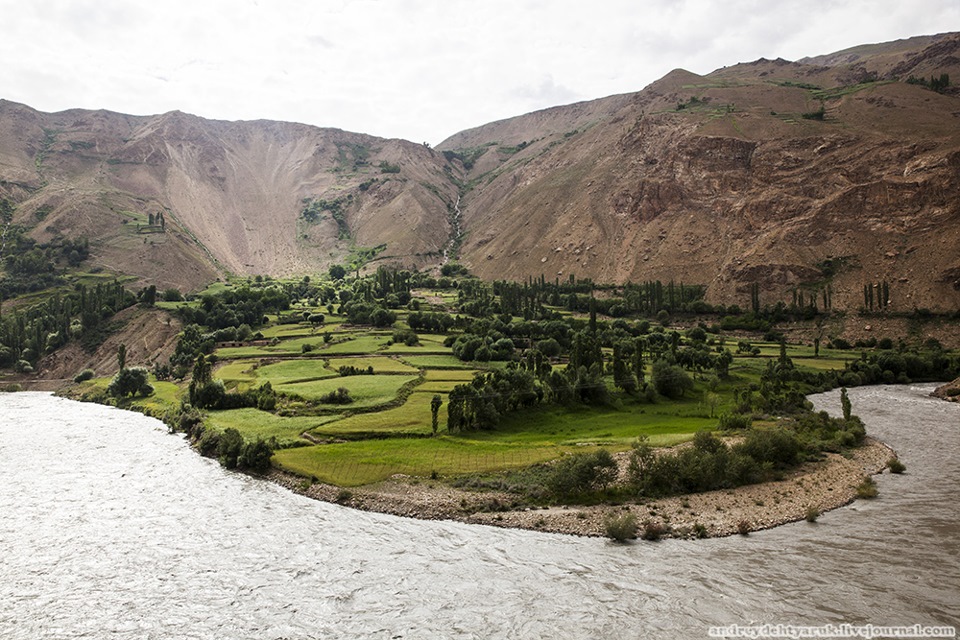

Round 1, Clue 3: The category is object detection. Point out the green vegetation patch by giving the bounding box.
[205,408,340,447]
[401,354,478,369]
[273,437,571,487]
[320,334,391,354]
[471,400,714,447]
[422,369,481,382]
[326,356,419,374]
[254,359,337,385]
[308,390,442,436]
[280,374,419,408]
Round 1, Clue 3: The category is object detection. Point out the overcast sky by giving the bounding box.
[2,0,958,144]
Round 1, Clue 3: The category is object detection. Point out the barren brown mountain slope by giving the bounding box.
[439,33,960,313]
[0,103,456,290]
[1,33,959,314]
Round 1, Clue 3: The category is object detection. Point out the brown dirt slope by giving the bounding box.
[438,33,960,314]
[0,104,457,290]
[2,33,959,315]
[22,305,182,386]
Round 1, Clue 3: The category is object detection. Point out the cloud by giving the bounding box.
[511,76,582,109]
[0,0,957,142]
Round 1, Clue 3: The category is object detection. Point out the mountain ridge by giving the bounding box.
[1,32,958,316]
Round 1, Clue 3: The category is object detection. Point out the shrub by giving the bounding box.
[335,489,353,504]
[73,368,95,383]
[718,412,752,430]
[856,476,878,499]
[887,458,906,474]
[736,427,801,469]
[693,523,708,539]
[106,367,154,398]
[651,360,694,399]
[239,438,274,473]
[320,387,352,404]
[546,450,618,499]
[604,512,638,542]
[217,428,244,469]
[805,506,820,522]
[737,519,751,535]
[641,521,667,541]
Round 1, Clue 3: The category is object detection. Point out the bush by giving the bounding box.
[217,428,244,469]
[887,458,906,474]
[106,367,153,398]
[546,450,618,499]
[239,438,274,472]
[641,521,667,541]
[737,519,751,535]
[805,506,820,522]
[718,413,752,430]
[856,476,878,498]
[73,368,95,383]
[604,512,638,542]
[651,360,693,399]
[736,427,801,469]
[320,387,352,404]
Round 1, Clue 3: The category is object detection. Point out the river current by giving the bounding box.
[0,385,957,639]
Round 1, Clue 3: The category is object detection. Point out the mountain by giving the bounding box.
[0,104,457,292]
[439,32,960,314]
[1,32,959,316]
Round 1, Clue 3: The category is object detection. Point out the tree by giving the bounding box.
[139,285,157,306]
[651,360,693,399]
[218,428,244,469]
[612,342,636,394]
[117,343,127,371]
[633,337,646,386]
[329,264,346,280]
[106,366,153,398]
[840,387,852,421]
[192,353,212,386]
[239,438,274,472]
[430,394,442,435]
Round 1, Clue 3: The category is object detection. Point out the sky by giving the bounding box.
[2,0,959,145]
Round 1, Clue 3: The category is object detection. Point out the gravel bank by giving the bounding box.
[268,437,894,539]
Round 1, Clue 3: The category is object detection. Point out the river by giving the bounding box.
[0,385,957,639]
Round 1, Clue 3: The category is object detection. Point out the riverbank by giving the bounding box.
[268,436,894,539]
[38,378,899,539]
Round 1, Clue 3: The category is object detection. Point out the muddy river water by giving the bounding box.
[0,385,956,639]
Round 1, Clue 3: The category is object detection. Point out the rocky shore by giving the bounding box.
[268,437,895,539]
[932,377,960,403]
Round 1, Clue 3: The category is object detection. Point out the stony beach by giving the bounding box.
[268,436,895,539]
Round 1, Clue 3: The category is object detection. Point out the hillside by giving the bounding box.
[438,32,960,314]
[0,104,457,292]
[1,32,959,316]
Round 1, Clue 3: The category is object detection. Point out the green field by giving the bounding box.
[279,373,419,407]
[253,359,338,385]
[205,409,341,447]
[326,356,420,373]
[273,436,582,486]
